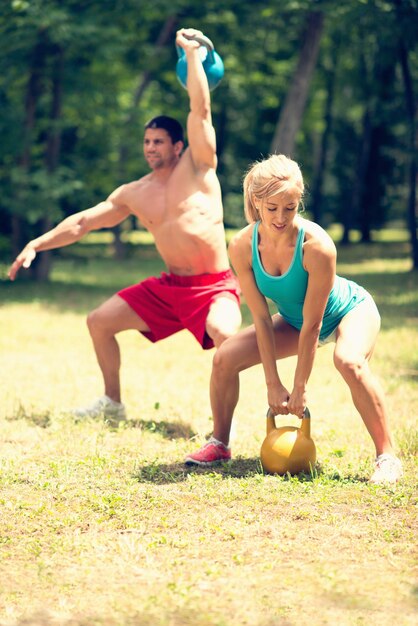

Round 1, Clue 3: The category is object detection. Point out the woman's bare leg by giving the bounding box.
[333,297,395,457]
[211,316,300,445]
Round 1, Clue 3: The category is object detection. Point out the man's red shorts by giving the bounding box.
[117,269,241,350]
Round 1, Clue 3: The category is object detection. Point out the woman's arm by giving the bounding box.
[229,229,291,413]
[288,234,336,416]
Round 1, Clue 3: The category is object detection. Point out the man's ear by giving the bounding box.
[175,140,184,156]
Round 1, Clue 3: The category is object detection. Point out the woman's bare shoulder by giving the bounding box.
[300,217,336,254]
[228,223,255,266]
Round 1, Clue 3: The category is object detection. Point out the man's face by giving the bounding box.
[143,128,182,170]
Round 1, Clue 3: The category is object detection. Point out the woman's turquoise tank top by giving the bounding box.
[251,220,368,340]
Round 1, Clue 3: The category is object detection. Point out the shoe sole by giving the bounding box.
[184,457,231,467]
[73,412,126,424]
[104,415,127,428]
[369,477,402,485]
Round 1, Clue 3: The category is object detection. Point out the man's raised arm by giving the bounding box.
[176,28,217,170]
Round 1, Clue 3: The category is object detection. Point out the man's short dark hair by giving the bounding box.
[144,116,184,144]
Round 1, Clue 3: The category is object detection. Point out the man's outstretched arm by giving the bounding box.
[8,188,130,280]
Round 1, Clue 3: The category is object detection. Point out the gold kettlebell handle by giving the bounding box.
[266,406,311,419]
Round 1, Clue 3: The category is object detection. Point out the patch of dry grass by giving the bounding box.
[0,242,417,626]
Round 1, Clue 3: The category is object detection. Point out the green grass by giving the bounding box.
[0,233,417,626]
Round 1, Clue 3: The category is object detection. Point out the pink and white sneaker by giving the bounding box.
[185,437,231,466]
[369,454,403,485]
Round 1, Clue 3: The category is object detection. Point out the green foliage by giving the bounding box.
[8,166,83,223]
[1,0,417,257]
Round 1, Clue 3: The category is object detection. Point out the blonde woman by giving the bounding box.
[186,154,402,484]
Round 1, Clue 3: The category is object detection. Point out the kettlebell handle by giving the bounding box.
[266,407,311,419]
[177,33,216,63]
[183,32,215,52]
[266,406,311,437]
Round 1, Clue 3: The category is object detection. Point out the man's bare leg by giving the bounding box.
[87,295,150,403]
[205,296,242,348]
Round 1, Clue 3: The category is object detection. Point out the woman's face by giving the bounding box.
[258,190,300,235]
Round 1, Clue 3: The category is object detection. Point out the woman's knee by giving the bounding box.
[212,337,241,376]
[334,351,369,384]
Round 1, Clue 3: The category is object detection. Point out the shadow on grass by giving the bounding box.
[5,404,51,428]
[133,458,368,484]
[2,607,227,626]
[1,242,417,328]
[133,457,262,483]
[3,408,196,439]
[128,418,195,440]
[0,252,166,313]
[0,278,123,314]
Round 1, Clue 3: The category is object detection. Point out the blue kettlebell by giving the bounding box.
[176,33,224,91]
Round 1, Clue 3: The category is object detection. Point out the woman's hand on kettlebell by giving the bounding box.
[267,383,290,416]
[287,388,307,419]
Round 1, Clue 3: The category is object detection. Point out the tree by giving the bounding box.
[1,0,417,277]
[323,0,417,253]
[393,0,418,269]
[309,35,339,225]
[113,13,179,259]
[270,10,324,157]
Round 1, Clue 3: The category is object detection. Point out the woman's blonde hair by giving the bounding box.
[243,154,304,223]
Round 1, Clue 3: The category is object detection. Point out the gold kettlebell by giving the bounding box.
[260,407,316,475]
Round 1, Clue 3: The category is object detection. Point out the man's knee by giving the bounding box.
[210,326,238,349]
[87,306,106,334]
[87,299,118,335]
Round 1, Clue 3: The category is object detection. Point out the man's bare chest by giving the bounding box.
[130,182,214,230]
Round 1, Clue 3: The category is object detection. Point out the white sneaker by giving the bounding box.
[369,453,403,485]
[72,395,126,423]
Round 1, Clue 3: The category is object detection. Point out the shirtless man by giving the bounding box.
[8,28,242,421]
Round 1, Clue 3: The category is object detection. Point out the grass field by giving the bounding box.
[0,232,417,626]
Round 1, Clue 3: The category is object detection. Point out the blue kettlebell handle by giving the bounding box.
[176,32,215,63]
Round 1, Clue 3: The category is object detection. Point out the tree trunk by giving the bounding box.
[12,35,46,261]
[113,14,179,259]
[396,19,418,269]
[270,11,324,157]
[310,46,338,225]
[34,44,64,281]
[342,107,372,245]
[116,14,179,176]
